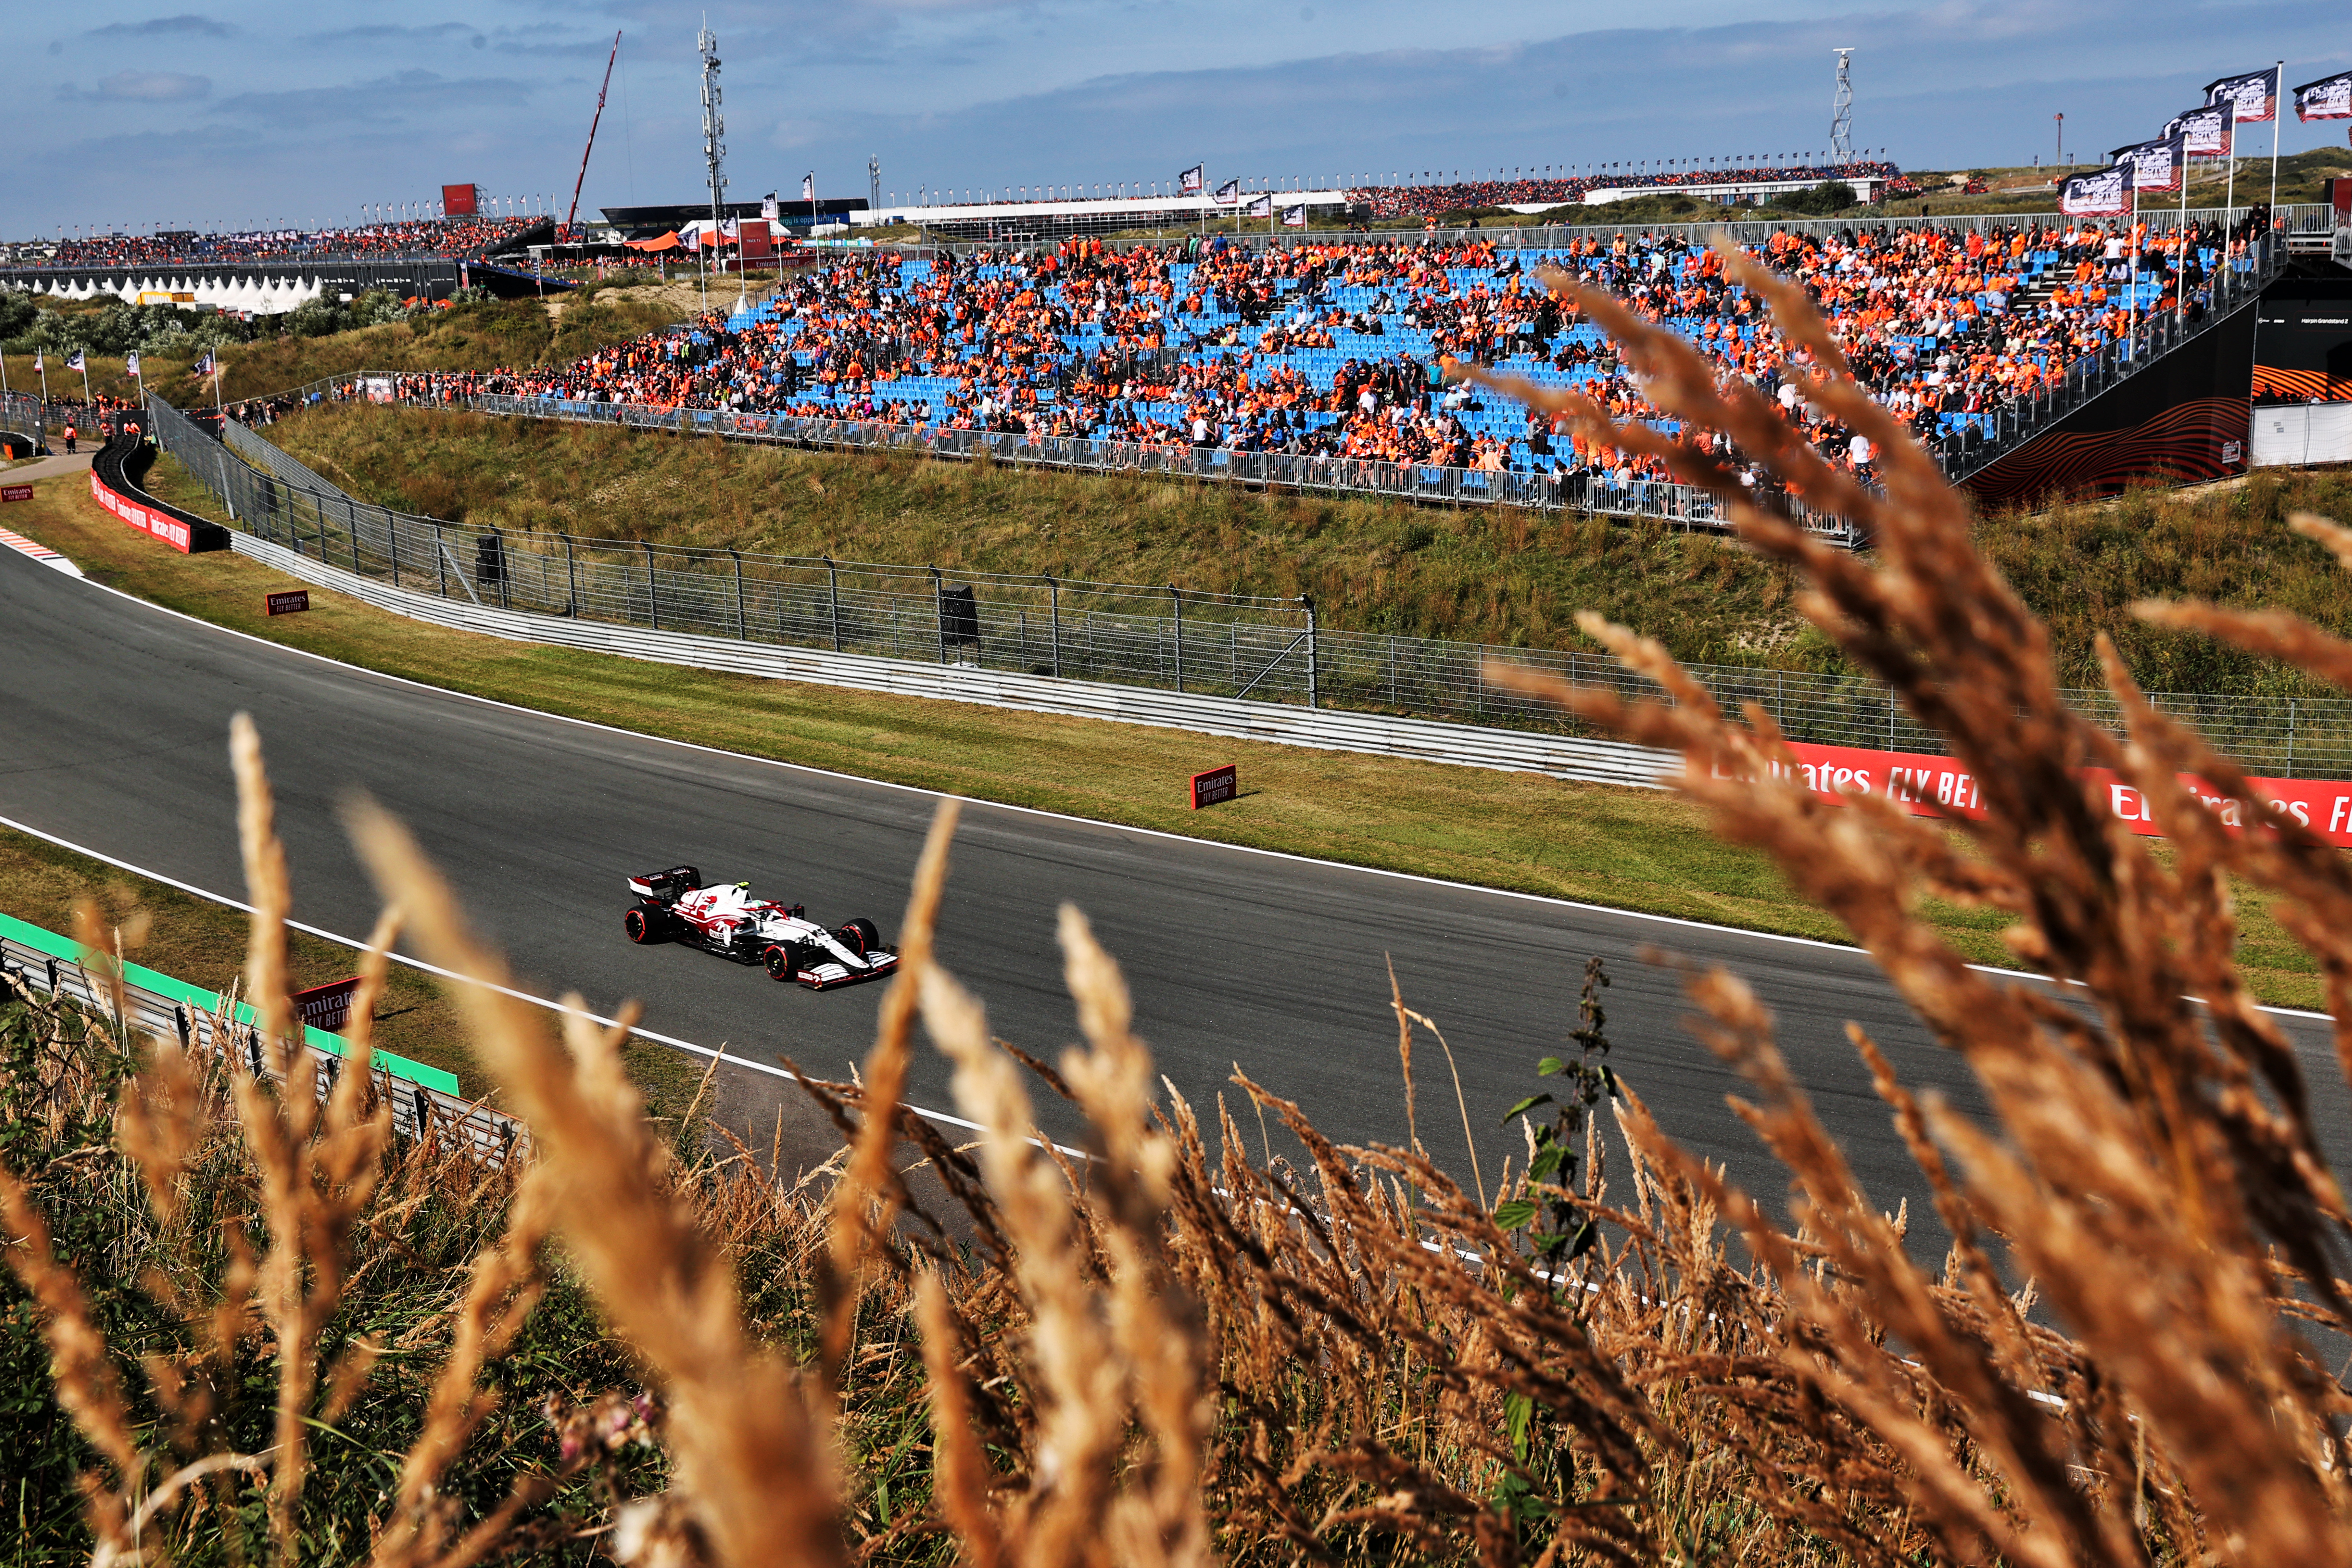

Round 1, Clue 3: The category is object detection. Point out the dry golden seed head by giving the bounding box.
[2288,512,2352,573]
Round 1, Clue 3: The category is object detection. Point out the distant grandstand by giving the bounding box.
[843,161,1911,239]
[42,215,552,268]
[1347,160,1910,218]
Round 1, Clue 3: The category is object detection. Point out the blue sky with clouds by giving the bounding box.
[9,0,2348,235]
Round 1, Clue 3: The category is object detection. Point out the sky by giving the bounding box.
[8,0,2349,236]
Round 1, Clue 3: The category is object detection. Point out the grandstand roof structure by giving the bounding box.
[857,190,1353,241]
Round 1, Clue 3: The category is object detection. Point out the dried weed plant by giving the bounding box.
[9,257,2352,1567]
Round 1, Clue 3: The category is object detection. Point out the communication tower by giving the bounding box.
[1830,49,1855,159]
[698,22,731,306]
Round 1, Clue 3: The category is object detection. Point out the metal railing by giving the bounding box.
[2,389,47,447]
[152,395,1328,703]
[1,927,527,1169]
[148,396,2352,779]
[1939,231,2283,484]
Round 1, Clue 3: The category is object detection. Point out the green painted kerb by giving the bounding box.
[0,908,461,1096]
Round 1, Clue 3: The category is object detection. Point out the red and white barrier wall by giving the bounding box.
[89,467,198,552]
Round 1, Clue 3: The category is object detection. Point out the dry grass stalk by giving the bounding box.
[229,714,391,1564]
[1449,239,2352,1562]
[346,799,847,1568]
[821,799,959,1384]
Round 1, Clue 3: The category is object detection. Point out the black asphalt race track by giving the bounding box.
[6,541,2349,1253]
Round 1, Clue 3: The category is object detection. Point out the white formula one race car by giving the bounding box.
[622,865,898,989]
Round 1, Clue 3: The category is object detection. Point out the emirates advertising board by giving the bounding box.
[89,469,192,552]
[1739,740,2352,845]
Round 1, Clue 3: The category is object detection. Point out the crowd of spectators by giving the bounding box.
[1347,161,1907,220]
[32,217,551,269]
[334,212,2260,496]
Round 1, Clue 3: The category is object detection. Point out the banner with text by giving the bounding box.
[2206,66,2281,124]
[2060,166,2131,216]
[1722,740,2352,846]
[2297,70,2352,122]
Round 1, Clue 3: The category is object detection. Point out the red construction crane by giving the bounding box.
[566,31,622,235]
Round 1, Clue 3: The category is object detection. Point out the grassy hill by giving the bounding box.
[255,401,2352,697]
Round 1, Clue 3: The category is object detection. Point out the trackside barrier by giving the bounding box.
[152,396,2352,781]
[0,910,527,1168]
[226,528,1681,789]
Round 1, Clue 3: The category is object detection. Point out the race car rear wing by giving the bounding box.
[628,865,703,902]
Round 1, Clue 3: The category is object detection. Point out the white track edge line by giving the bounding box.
[15,538,2337,1026]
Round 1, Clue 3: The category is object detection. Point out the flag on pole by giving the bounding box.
[194,351,215,376]
[801,173,815,201]
[2163,102,2233,157]
[65,351,85,371]
[2059,165,2131,216]
[2295,69,2352,122]
[2112,135,2185,194]
[31,352,42,372]
[1216,179,1243,207]
[1243,193,1272,218]
[1281,203,1308,228]
[1178,164,1204,196]
[2205,66,2281,124]
[762,191,780,220]
[125,351,140,377]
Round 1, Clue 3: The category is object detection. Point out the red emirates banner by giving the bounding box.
[1712,741,2352,845]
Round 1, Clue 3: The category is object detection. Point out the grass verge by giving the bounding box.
[6,466,2330,1008]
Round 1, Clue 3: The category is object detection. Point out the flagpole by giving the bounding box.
[2177,151,2190,324]
[80,360,91,406]
[2128,183,2140,352]
[2268,63,2283,221]
[2224,99,2238,234]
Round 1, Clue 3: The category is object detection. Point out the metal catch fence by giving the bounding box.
[147,395,2352,780]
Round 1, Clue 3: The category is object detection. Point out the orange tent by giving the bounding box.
[625,231,683,251]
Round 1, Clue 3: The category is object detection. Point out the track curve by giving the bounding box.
[3,540,2345,1230]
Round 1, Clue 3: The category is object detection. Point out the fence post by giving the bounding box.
[434,523,447,598]
[386,511,400,588]
[1305,595,1318,709]
[827,557,841,652]
[730,548,746,640]
[2288,698,2297,779]
[564,535,578,616]
[1047,575,1060,678]
[643,541,659,630]
[1171,585,1184,693]
[932,566,946,664]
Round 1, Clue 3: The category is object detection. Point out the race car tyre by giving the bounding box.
[839,918,882,957]
[624,906,668,944]
[762,943,804,981]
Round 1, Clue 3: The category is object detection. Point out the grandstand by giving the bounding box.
[45,216,551,267]
[343,204,2287,506]
[1346,161,1909,218]
[0,216,572,313]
